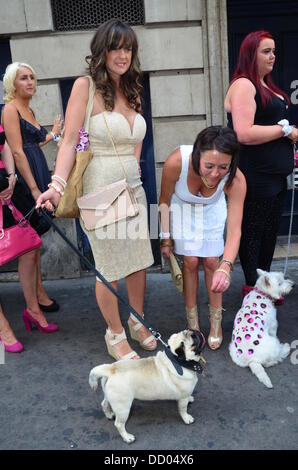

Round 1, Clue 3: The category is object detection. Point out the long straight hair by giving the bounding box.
[231,31,289,107]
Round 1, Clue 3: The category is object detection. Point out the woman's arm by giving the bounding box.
[211,169,247,292]
[2,104,41,201]
[39,114,63,148]
[226,78,298,145]
[158,148,181,258]
[0,141,17,200]
[36,76,90,210]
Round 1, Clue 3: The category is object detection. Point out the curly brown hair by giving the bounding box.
[85,19,143,113]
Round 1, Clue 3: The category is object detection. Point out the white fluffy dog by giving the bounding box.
[89,329,205,443]
[229,269,294,388]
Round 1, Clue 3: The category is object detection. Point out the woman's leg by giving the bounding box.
[239,198,267,287]
[125,269,156,349]
[18,249,51,327]
[0,303,18,345]
[36,248,53,306]
[95,279,140,358]
[202,257,223,349]
[259,190,286,272]
[183,256,200,330]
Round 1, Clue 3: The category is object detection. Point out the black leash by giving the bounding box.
[22,206,206,375]
[38,208,169,348]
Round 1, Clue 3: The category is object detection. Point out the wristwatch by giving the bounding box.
[278,119,293,137]
[50,131,60,143]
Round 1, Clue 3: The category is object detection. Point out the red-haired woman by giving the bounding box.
[225,31,298,299]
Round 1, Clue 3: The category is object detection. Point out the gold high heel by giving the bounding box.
[128,313,157,351]
[208,305,223,350]
[186,306,200,331]
[104,328,139,361]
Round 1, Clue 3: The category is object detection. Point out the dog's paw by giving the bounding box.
[122,433,136,444]
[89,372,98,391]
[281,343,291,358]
[182,413,195,425]
[188,396,194,404]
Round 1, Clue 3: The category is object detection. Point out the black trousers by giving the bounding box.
[239,190,286,286]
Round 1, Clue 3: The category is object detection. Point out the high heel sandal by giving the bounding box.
[0,335,24,353]
[128,314,157,351]
[208,305,223,350]
[105,327,139,361]
[22,309,58,334]
[186,306,200,331]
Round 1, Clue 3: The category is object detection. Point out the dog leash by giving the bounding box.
[283,144,297,277]
[20,206,206,375]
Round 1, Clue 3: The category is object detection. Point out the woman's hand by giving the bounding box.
[52,114,63,136]
[161,244,174,259]
[0,174,16,201]
[211,269,231,293]
[36,187,61,212]
[288,127,298,144]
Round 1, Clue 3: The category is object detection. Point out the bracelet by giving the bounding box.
[160,239,174,248]
[51,174,67,189]
[220,259,234,271]
[48,182,64,196]
[50,131,61,143]
[215,268,231,281]
[277,119,293,137]
[159,231,171,239]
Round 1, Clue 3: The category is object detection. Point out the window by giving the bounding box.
[51,0,145,31]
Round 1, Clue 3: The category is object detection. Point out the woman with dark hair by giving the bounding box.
[225,31,298,299]
[37,19,156,360]
[159,126,246,350]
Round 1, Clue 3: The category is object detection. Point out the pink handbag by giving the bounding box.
[0,200,42,266]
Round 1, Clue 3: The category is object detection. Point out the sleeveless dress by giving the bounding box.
[170,145,228,257]
[81,83,154,282]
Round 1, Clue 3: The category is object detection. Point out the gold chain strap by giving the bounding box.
[102,112,128,180]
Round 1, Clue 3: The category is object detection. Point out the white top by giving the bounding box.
[170,145,228,257]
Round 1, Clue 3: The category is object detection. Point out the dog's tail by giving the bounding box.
[89,364,114,391]
[249,362,273,389]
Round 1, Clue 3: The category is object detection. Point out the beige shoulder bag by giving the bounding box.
[55,76,94,218]
[77,112,139,231]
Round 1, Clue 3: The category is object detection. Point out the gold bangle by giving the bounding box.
[160,239,174,248]
[215,268,231,281]
[220,259,234,271]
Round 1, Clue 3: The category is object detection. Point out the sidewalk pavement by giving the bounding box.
[0,259,298,450]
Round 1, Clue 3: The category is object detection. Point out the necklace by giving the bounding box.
[200,173,218,189]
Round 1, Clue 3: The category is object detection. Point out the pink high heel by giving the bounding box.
[22,309,58,334]
[0,336,24,353]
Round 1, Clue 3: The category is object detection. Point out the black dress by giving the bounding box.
[0,119,51,234]
[14,113,52,235]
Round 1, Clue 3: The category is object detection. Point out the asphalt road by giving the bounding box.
[0,259,297,450]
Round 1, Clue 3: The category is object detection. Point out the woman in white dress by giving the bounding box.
[159,126,246,349]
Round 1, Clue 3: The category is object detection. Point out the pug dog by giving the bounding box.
[89,329,205,443]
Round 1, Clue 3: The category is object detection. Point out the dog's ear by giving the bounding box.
[175,341,185,358]
[257,268,265,277]
[264,276,271,288]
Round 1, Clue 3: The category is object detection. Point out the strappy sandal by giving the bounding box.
[186,305,200,331]
[104,328,139,361]
[208,305,223,350]
[128,313,157,351]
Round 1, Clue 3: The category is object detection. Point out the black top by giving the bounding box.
[227,80,293,198]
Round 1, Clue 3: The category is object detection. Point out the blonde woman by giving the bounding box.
[2,62,62,314]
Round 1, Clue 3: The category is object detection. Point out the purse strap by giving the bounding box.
[102,112,128,180]
[83,76,96,133]
[0,199,26,232]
